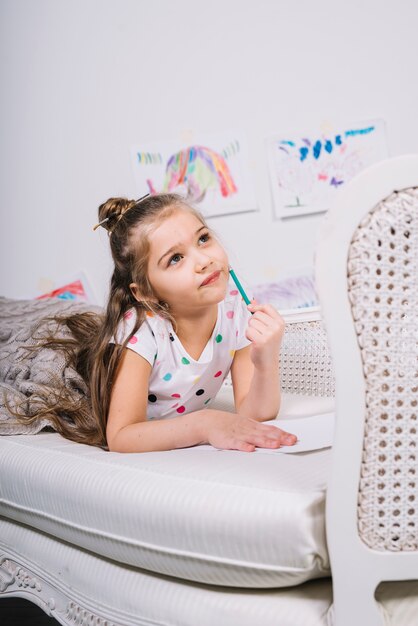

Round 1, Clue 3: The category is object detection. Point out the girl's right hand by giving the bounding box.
[205,411,297,452]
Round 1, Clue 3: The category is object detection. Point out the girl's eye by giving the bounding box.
[199,232,210,244]
[168,253,182,266]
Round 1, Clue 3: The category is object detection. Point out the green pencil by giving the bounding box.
[229,268,252,306]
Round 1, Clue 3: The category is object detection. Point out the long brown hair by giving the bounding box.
[14,193,208,448]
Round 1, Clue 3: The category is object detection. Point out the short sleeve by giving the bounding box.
[110,311,157,367]
[234,296,252,350]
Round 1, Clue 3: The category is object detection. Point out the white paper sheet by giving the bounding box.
[257,412,335,454]
[197,412,335,454]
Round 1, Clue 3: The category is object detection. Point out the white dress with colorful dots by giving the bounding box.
[111,286,252,420]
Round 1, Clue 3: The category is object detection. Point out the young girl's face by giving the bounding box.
[145,208,229,315]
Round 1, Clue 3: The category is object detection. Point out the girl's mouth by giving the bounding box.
[201,271,221,287]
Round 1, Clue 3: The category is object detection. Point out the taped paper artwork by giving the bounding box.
[35,272,96,303]
[251,273,318,310]
[267,119,388,218]
[131,133,257,218]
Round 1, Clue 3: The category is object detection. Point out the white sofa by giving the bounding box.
[0,332,416,625]
[1,156,418,625]
[0,306,339,625]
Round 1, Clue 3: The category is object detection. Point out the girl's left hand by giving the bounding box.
[246,300,285,371]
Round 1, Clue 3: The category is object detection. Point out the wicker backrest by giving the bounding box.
[222,308,336,397]
[347,187,418,551]
[280,318,335,397]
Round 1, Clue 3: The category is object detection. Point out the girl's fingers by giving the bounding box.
[248,302,282,320]
[275,429,298,445]
[248,424,284,446]
[247,310,285,336]
[226,419,297,451]
[253,425,297,447]
[248,309,277,326]
[245,325,283,346]
[246,317,283,338]
[233,431,280,450]
[246,318,267,335]
[245,327,268,344]
[237,441,256,453]
[252,435,282,449]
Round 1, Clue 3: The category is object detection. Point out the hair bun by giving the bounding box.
[97,198,136,232]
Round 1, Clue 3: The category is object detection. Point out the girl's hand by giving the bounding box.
[246,300,285,371]
[205,411,297,452]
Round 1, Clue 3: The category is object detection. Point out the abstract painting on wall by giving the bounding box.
[251,272,318,311]
[35,272,96,303]
[131,132,257,218]
[266,119,388,219]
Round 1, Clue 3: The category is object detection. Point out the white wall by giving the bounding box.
[1,0,418,305]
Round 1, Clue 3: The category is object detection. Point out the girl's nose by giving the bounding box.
[194,252,212,272]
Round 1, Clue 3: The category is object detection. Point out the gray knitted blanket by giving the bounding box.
[0,297,102,435]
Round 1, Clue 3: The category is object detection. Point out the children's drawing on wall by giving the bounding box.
[267,119,388,219]
[251,271,318,311]
[131,132,257,218]
[34,272,97,303]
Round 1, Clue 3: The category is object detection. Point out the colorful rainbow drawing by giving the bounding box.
[137,152,163,165]
[144,143,239,202]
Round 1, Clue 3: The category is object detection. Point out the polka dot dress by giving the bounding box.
[110,281,252,420]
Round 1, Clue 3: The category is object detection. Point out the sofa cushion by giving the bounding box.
[0,391,334,588]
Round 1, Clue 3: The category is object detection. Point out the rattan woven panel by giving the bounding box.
[348,187,418,551]
[279,320,335,397]
[222,318,336,398]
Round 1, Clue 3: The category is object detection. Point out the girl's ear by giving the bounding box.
[129,282,142,302]
[129,283,158,306]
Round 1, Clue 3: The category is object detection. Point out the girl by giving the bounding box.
[93,193,296,453]
[15,192,296,453]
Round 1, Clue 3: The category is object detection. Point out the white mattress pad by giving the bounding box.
[0,392,334,588]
